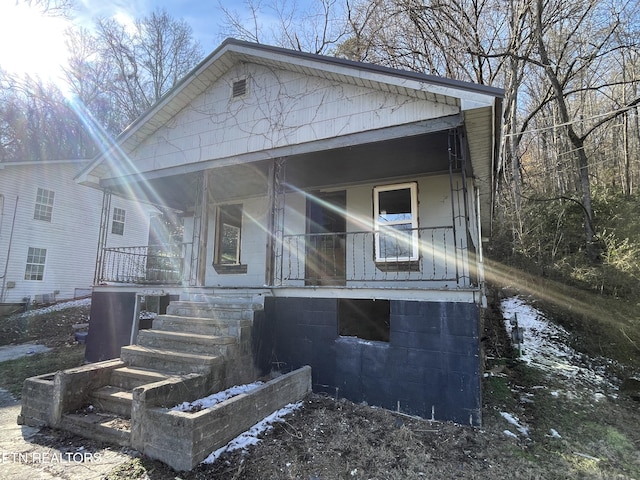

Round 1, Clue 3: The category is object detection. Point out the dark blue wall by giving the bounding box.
[262,297,482,425]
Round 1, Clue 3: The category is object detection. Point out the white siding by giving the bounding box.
[0,163,153,303]
[127,64,460,176]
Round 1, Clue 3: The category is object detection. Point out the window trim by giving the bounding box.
[373,182,419,263]
[213,203,247,274]
[25,247,47,281]
[111,207,126,235]
[33,187,55,222]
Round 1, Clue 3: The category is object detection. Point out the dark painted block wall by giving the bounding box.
[263,297,482,425]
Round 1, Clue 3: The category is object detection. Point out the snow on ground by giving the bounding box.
[202,402,303,464]
[500,295,617,393]
[9,298,91,319]
[498,295,620,439]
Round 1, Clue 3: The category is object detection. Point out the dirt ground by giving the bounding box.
[1,298,639,480]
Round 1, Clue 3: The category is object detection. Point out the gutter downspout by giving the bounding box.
[1,196,19,302]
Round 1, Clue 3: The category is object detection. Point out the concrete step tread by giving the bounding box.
[112,366,170,381]
[156,314,246,324]
[138,330,236,344]
[121,345,221,363]
[90,385,133,401]
[62,412,131,447]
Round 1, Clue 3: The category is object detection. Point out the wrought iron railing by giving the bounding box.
[99,244,189,284]
[280,226,468,285]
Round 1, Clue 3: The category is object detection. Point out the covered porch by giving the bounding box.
[94,123,485,303]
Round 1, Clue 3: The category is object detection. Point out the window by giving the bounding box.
[34,188,54,221]
[112,208,126,235]
[215,204,242,265]
[373,182,419,262]
[339,299,390,342]
[25,247,46,280]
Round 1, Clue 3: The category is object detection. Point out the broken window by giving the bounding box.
[338,298,390,342]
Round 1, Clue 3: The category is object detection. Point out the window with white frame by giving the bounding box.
[373,182,419,262]
[25,247,46,280]
[34,188,55,222]
[112,207,126,235]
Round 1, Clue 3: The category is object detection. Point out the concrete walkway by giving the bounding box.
[0,343,50,362]
[0,358,132,479]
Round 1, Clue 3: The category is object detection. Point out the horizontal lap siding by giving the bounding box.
[129,64,460,175]
[0,163,152,302]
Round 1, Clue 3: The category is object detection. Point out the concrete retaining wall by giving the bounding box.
[140,366,312,471]
[18,359,124,427]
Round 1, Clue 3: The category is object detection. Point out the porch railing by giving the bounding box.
[99,244,190,284]
[280,226,467,286]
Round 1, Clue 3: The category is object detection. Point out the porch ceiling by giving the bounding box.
[107,131,453,211]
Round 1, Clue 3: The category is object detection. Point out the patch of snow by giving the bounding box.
[172,382,264,412]
[10,298,91,319]
[499,412,529,436]
[202,402,302,464]
[503,430,518,439]
[548,429,562,438]
[501,296,618,393]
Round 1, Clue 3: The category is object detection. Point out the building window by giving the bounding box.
[25,247,46,280]
[339,299,390,342]
[112,208,126,235]
[373,182,419,263]
[34,188,54,222]
[213,204,246,274]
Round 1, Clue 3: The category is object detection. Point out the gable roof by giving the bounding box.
[76,38,502,184]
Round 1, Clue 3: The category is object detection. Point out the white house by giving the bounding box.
[76,39,503,425]
[0,159,154,305]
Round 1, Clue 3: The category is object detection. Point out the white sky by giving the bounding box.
[0,0,238,81]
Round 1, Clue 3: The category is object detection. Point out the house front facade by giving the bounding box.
[0,160,154,306]
[77,39,503,425]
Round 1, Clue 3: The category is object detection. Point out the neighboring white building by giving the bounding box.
[0,159,154,304]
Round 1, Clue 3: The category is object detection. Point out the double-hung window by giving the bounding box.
[25,247,46,280]
[373,182,419,263]
[112,208,126,235]
[34,188,54,222]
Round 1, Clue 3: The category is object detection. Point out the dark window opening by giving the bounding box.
[338,299,390,342]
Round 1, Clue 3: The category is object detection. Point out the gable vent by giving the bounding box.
[232,78,247,98]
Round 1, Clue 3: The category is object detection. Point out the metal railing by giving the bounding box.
[99,244,190,284]
[280,226,467,285]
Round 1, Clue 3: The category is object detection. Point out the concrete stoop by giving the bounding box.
[18,297,312,471]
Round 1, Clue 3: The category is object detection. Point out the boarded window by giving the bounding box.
[25,247,46,280]
[34,188,54,222]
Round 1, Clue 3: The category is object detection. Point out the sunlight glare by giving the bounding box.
[0,2,70,80]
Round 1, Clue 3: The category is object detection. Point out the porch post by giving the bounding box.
[94,189,111,285]
[196,171,210,286]
[265,158,286,286]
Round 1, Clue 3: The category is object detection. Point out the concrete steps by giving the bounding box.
[137,330,236,356]
[61,412,131,447]
[89,386,133,417]
[110,366,170,390]
[55,297,260,452]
